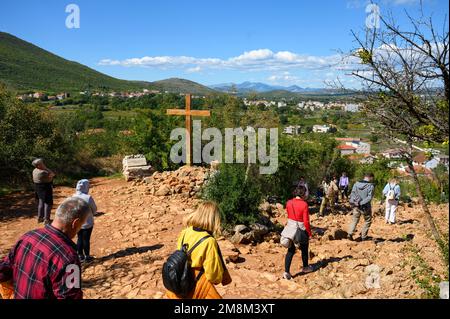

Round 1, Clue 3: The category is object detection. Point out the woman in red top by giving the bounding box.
[283,186,314,280]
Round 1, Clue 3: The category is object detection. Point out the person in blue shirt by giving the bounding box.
[382,178,401,224]
[339,172,350,202]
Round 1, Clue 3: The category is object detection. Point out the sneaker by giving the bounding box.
[283,272,292,280]
[302,266,314,274]
[78,255,85,262]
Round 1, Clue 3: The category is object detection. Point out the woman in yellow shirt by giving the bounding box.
[166,201,232,299]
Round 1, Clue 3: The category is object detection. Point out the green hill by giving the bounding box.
[0,32,149,92]
[0,32,216,95]
[152,78,217,95]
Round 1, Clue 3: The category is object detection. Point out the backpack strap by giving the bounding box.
[188,235,213,282]
[187,235,212,256]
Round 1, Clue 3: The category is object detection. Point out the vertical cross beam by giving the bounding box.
[185,94,192,166]
[166,94,211,166]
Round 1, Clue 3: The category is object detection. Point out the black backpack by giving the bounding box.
[162,234,211,297]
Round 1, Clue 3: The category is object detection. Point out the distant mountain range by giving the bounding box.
[209,81,331,94]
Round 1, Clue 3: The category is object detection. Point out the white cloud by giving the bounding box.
[389,0,419,5]
[267,71,300,84]
[347,0,419,8]
[99,49,345,72]
[186,66,202,73]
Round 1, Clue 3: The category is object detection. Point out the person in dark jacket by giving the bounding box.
[347,172,375,241]
[32,158,55,225]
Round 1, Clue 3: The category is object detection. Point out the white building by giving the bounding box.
[345,141,371,155]
[344,103,360,112]
[381,148,405,159]
[313,125,331,133]
[283,125,301,135]
[243,99,276,108]
[297,100,325,111]
[278,101,287,108]
[359,154,376,164]
[337,144,357,156]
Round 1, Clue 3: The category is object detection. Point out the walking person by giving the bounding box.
[281,186,313,280]
[319,176,339,216]
[329,176,339,207]
[297,176,309,199]
[382,178,401,224]
[339,172,350,202]
[318,177,330,217]
[348,173,375,241]
[165,201,232,299]
[32,158,55,225]
[0,197,90,299]
[73,179,97,263]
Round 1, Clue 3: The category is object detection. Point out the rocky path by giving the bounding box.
[0,172,448,299]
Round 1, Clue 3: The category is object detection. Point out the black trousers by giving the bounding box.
[77,227,93,257]
[284,230,309,272]
[340,186,349,199]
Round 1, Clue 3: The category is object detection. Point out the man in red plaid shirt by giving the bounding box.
[0,197,91,299]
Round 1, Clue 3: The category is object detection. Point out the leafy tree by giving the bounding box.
[0,83,75,184]
[346,7,449,243]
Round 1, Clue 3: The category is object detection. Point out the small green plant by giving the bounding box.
[201,163,263,228]
[408,244,443,298]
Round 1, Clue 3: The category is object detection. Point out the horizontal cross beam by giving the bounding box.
[166,109,211,117]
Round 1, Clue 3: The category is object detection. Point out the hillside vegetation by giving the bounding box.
[0,32,217,95]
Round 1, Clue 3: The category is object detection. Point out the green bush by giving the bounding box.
[399,177,448,204]
[201,163,263,228]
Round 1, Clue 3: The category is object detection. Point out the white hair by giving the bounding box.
[32,158,44,168]
[55,197,91,225]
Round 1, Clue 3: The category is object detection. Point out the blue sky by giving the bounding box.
[0,0,448,88]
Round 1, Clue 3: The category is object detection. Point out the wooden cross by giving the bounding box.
[166,94,210,166]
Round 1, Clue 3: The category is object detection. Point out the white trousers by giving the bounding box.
[385,199,398,223]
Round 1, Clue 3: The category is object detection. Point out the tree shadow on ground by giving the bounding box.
[231,256,246,264]
[85,244,164,266]
[94,212,106,217]
[373,234,414,243]
[397,219,416,225]
[81,244,164,290]
[312,226,327,236]
[82,259,137,289]
[0,192,36,222]
[292,255,353,278]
